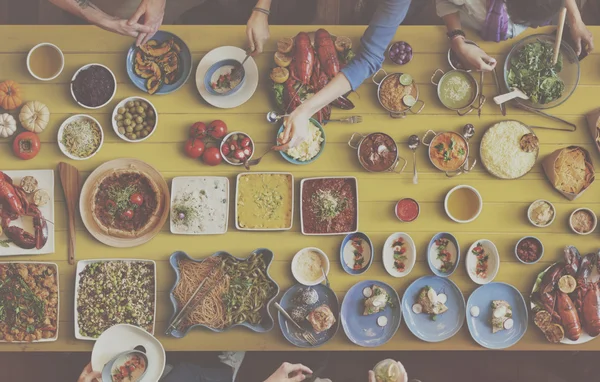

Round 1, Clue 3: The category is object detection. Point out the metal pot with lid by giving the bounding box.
[348,132,407,173]
[422,124,476,177]
[372,69,425,118]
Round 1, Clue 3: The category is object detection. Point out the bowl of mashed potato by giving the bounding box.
[277,118,325,165]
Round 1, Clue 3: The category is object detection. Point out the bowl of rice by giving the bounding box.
[480,120,539,179]
[277,118,325,165]
[57,114,104,160]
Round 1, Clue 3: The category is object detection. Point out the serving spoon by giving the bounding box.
[408,135,420,184]
[243,147,276,170]
[493,87,529,105]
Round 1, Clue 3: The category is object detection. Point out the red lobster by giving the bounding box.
[314,29,354,110]
[0,171,48,250]
[576,252,600,337]
[289,32,314,86]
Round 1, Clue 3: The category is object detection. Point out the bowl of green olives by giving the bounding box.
[112,97,158,142]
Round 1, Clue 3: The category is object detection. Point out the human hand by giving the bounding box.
[452,38,496,71]
[105,18,153,39]
[77,363,101,382]
[264,362,313,382]
[246,11,270,56]
[274,108,311,151]
[128,0,166,46]
[568,20,594,56]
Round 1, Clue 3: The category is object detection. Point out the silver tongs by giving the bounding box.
[515,103,577,132]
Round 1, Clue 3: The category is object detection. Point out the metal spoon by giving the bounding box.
[321,267,330,288]
[230,53,251,84]
[408,135,420,184]
[243,147,276,170]
[462,124,476,171]
[267,111,289,124]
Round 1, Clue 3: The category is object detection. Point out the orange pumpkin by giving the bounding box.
[0,80,23,111]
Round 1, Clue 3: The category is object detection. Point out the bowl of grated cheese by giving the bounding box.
[277,118,325,165]
[57,114,104,160]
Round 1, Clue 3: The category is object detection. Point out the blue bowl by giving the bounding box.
[466,282,528,349]
[204,59,245,96]
[277,283,340,348]
[277,118,325,165]
[340,232,373,275]
[427,232,460,277]
[167,249,280,337]
[126,30,192,95]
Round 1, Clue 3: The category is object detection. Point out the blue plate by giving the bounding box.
[466,282,528,349]
[126,30,192,95]
[203,59,245,96]
[427,232,460,277]
[401,275,465,342]
[167,249,279,337]
[341,280,402,347]
[277,283,339,348]
[277,118,325,165]
[340,232,373,275]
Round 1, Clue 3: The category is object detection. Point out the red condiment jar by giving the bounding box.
[395,198,420,222]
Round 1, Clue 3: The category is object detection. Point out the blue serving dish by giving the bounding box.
[340,232,373,275]
[427,232,460,277]
[466,282,528,349]
[401,275,465,342]
[340,280,402,347]
[204,59,245,96]
[277,118,325,165]
[277,283,339,348]
[126,30,192,95]
[167,249,280,337]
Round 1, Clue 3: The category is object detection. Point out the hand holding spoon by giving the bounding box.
[408,135,420,184]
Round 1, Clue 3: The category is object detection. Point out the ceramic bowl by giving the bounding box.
[204,59,245,96]
[382,232,416,278]
[111,97,158,143]
[527,199,556,228]
[220,131,254,166]
[291,247,330,286]
[465,239,500,285]
[70,63,117,109]
[395,198,420,222]
[339,232,373,275]
[57,114,104,160]
[427,232,460,277]
[514,236,544,264]
[26,42,64,81]
[277,118,326,165]
[444,185,483,224]
[101,350,149,382]
[569,208,598,235]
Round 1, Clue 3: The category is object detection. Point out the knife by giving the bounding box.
[492,68,506,116]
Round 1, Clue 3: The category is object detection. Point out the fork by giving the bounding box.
[324,116,363,124]
[275,302,318,346]
[230,52,251,84]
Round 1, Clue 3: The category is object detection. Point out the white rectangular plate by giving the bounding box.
[0,170,55,256]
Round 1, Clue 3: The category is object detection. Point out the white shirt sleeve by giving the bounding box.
[435,0,461,18]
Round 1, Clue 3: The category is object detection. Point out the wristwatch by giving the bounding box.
[447,29,466,40]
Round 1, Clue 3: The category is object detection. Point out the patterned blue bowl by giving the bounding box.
[339,232,373,275]
[203,59,245,96]
[277,118,325,165]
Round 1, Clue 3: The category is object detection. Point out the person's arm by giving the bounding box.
[264,362,313,382]
[127,0,166,46]
[48,0,153,41]
[565,0,594,55]
[246,0,272,55]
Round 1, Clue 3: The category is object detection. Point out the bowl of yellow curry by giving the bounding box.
[422,128,474,177]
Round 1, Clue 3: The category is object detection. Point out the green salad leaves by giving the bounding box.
[507,40,565,105]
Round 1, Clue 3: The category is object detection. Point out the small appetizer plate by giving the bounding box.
[466,282,528,350]
[427,232,460,277]
[291,247,330,286]
[465,239,500,285]
[277,283,339,348]
[341,280,402,347]
[401,275,465,343]
[91,324,165,382]
[382,232,416,278]
[340,232,373,275]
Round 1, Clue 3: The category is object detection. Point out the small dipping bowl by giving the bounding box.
[514,236,544,264]
[102,349,148,382]
[291,247,330,286]
[70,63,117,110]
[569,208,598,236]
[111,97,158,143]
[26,43,64,81]
[220,131,254,166]
[395,198,420,222]
[204,59,245,96]
[444,185,483,224]
[527,199,556,228]
[57,114,104,161]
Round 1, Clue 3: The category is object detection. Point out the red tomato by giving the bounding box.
[184,138,205,159]
[121,210,134,220]
[189,122,207,139]
[13,132,41,160]
[130,193,144,206]
[106,200,116,209]
[208,120,227,139]
[202,147,222,166]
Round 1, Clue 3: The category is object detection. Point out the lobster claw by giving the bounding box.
[564,245,582,277]
[331,95,355,110]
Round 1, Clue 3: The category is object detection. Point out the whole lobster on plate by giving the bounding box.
[0,171,48,250]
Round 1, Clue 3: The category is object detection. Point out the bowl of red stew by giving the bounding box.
[515,236,544,264]
[348,132,406,173]
[395,198,420,222]
[204,59,245,96]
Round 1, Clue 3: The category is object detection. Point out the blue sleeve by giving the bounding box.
[341,0,412,91]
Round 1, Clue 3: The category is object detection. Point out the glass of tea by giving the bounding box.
[27,43,64,81]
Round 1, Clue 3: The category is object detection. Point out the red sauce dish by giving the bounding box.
[395,198,419,222]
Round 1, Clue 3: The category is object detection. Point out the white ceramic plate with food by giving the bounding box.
[74,259,157,341]
[91,324,165,382]
[57,114,104,160]
[465,239,500,285]
[170,176,229,235]
[382,233,416,278]
[0,170,54,256]
[195,46,259,109]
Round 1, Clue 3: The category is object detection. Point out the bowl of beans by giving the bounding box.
[112,97,158,142]
[515,236,544,264]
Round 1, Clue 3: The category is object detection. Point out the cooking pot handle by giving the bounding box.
[456,106,474,116]
[430,69,444,86]
[372,68,388,86]
[390,111,407,119]
[464,157,478,173]
[422,130,436,147]
[348,132,364,150]
[389,156,408,174]
[408,100,425,115]
[445,169,464,178]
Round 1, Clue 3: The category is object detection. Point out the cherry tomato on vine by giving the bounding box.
[208,120,227,139]
[184,138,205,159]
[189,122,208,139]
[202,147,222,166]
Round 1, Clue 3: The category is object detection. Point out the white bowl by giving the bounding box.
[291,247,330,286]
[26,43,64,81]
[70,63,117,109]
[382,232,416,277]
[444,185,483,224]
[569,208,598,235]
[527,199,556,228]
[514,236,544,264]
[111,97,158,143]
[465,239,500,285]
[57,114,104,161]
[220,131,254,165]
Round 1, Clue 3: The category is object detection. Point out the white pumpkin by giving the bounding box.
[19,101,50,134]
[0,113,17,138]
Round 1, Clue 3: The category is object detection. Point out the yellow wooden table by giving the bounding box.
[0,25,599,352]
